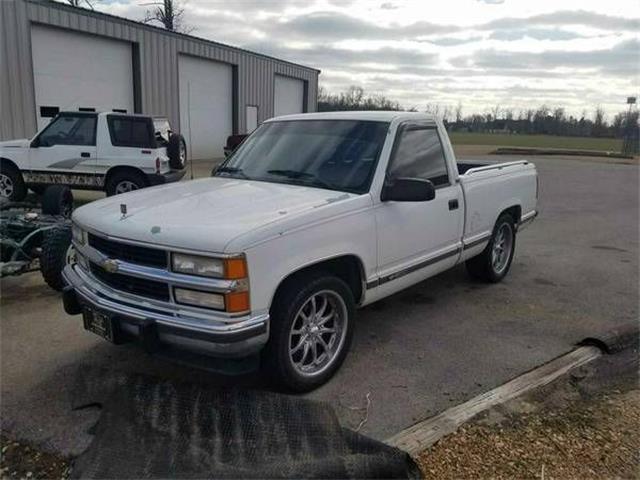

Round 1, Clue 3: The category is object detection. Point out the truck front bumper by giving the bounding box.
[61,263,269,360]
[147,169,186,186]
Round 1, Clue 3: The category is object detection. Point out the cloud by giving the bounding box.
[457,39,639,75]
[380,2,399,9]
[489,28,589,41]
[482,10,640,31]
[477,0,505,4]
[424,35,484,46]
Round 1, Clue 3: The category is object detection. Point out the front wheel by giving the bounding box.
[466,213,516,282]
[40,226,73,291]
[0,164,27,202]
[263,274,355,392]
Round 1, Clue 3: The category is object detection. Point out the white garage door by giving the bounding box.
[179,55,233,160]
[31,25,134,131]
[274,75,305,117]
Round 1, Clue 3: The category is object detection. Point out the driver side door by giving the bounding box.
[28,113,98,187]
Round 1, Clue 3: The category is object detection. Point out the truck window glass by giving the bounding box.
[388,127,449,187]
[217,120,389,194]
[37,115,97,147]
[108,116,155,148]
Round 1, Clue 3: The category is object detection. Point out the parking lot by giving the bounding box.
[1,153,638,456]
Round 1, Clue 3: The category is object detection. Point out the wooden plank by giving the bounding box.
[386,346,602,456]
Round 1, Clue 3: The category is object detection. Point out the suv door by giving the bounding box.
[374,123,464,288]
[28,113,98,187]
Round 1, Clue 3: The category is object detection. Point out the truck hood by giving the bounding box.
[0,139,30,149]
[73,177,363,253]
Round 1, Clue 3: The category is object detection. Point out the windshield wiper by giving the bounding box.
[267,170,334,190]
[215,166,249,179]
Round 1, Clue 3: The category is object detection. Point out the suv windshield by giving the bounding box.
[214,120,389,194]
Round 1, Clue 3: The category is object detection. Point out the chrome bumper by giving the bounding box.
[62,263,269,358]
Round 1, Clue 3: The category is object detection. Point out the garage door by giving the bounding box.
[31,25,134,131]
[274,75,305,117]
[179,55,233,160]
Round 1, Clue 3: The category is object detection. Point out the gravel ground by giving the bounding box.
[0,436,69,479]
[417,348,640,480]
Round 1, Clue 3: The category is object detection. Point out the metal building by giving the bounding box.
[0,0,319,159]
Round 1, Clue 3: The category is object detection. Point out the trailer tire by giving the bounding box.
[41,226,72,291]
[41,185,73,217]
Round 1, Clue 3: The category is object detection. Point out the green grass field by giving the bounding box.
[449,132,623,152]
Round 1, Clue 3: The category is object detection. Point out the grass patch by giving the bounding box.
[449,132,623,152]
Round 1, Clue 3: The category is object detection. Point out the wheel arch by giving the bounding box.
[104,165,148,188]
[498,204,522,225]
[269,254,367,311]
[0,157,21,173]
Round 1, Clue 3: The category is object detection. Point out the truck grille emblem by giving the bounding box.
[102,259,119,274]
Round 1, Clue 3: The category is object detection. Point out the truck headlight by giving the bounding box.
[174,288,225,310]
[72,223,86,245]
[171,253,247,279]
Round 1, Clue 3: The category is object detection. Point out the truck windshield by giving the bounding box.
[215,120,389,194]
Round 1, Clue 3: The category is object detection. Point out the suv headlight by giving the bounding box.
[72,223,86,245]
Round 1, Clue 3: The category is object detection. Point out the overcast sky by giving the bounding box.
[99,0,639,119]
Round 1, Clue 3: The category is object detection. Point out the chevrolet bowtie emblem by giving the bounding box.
[102,259,119,274]
[120,203,127,219]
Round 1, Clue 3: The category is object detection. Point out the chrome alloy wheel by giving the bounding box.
[0,173,14,198]
[491,222,514,275]
[288,290,348,377]
[114,180,139,194]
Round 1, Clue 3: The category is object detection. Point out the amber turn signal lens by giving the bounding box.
[225,291,250,313]
[225,257,248,279]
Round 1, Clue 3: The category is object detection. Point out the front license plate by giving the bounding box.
[83,307,114,342]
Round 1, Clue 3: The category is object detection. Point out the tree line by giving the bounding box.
[318,86,638,140]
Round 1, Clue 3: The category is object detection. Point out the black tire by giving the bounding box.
[40,226,72,291]
[466,213,516,282]
[167,133,187,170]
[0,163,27,202]
[30,185,47,196]
[105,170,148,196]
[41,185,73,217]
[263,272,355,392]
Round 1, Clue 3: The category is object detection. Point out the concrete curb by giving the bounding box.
[491,147,634,160]
[386,345,602,456]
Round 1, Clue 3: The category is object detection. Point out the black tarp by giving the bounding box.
[70,368,420,479]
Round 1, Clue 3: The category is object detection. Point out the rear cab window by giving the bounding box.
[107,115,157,149]
[387,124,450,188]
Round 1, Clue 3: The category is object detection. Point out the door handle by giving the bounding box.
[80,152,91,158]
[449,199,459,211]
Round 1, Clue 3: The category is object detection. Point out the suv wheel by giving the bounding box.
[40,226,73,291]
[264,273,355,392]
[106,171,147,196]
[466,213,516,282]
[0,164,26,201]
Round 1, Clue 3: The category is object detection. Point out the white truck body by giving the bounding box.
[62,111,537,389]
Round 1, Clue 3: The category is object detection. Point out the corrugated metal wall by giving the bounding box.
[0,0,319,141]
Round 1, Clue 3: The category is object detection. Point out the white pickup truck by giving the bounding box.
[61,111,538,391]
[0,112,187,200]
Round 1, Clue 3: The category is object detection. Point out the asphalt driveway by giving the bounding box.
[1,154,637,456]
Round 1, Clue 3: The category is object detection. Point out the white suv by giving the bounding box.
[0,112,187,200]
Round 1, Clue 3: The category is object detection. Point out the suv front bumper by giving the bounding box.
[62,263,269,359]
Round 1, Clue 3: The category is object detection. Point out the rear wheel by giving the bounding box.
[40,226,73,291]
[263,273,355,392]
[105,171,148,196]
[0,164,26,201]
[466,213,516,282]
[167,134,187,170]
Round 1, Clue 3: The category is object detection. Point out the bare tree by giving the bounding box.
[62,0,96,9]
[141,0,193,33]
[455,102,463,123]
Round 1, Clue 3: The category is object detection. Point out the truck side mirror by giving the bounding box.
[381,177,436,202]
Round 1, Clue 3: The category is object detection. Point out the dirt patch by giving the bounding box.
[0,435,70,479]
[417,389,639,479]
